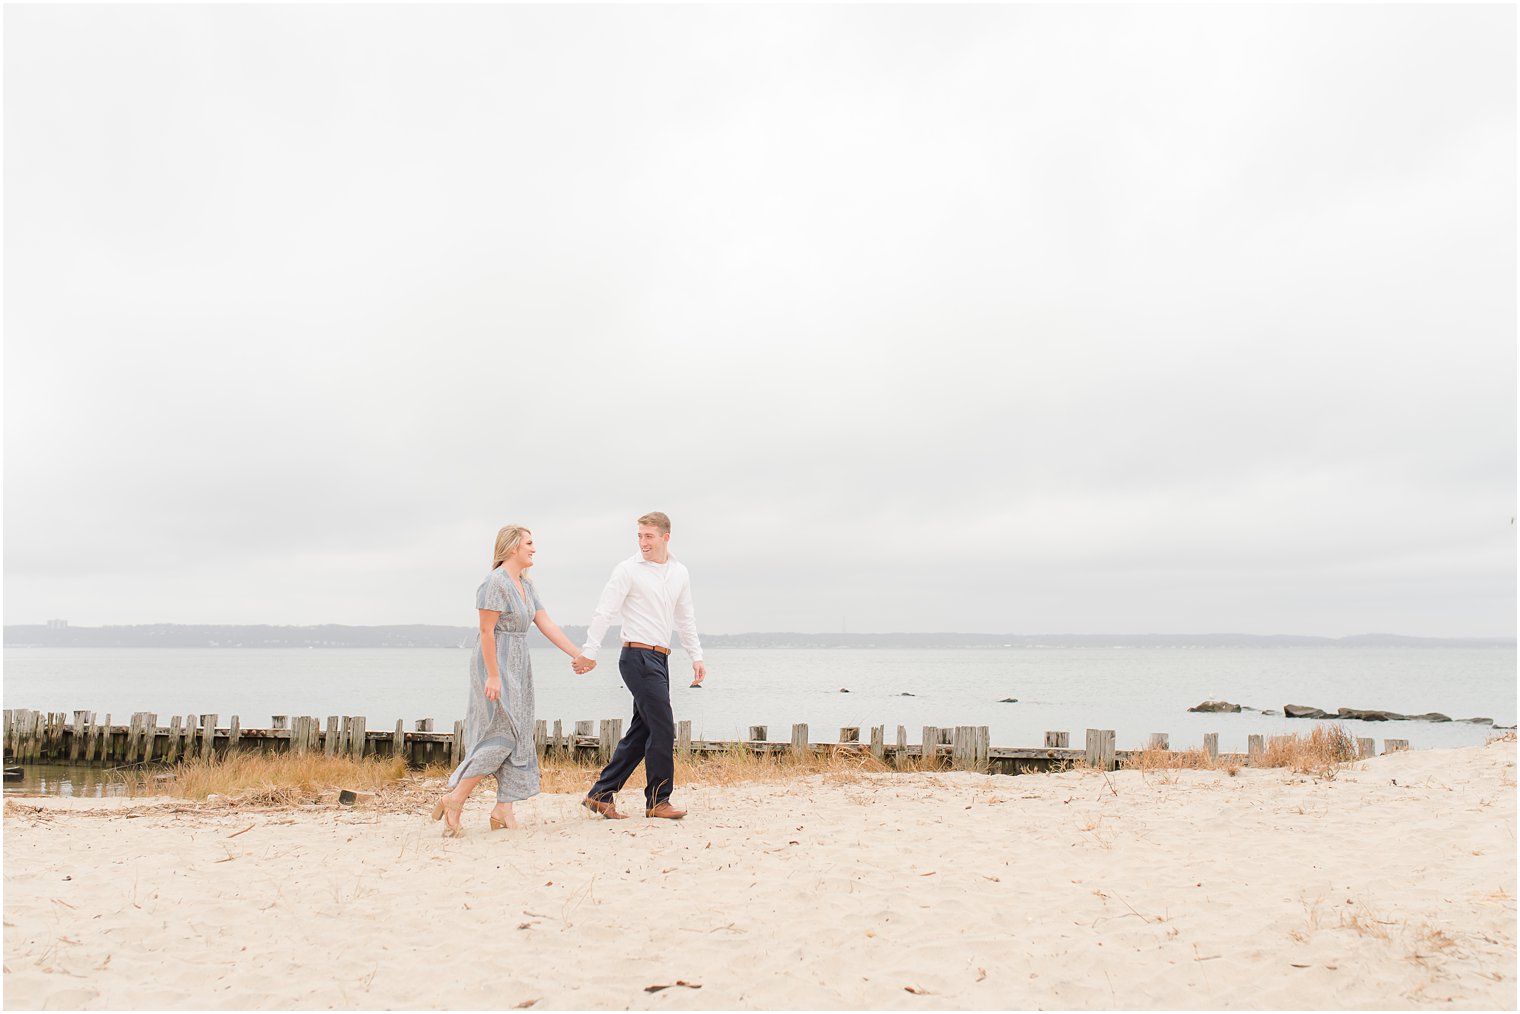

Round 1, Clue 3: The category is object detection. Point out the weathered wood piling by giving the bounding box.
[0,707,1422,775]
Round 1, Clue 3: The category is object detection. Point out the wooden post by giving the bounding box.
[393,719,406,760]
[552,719,564,758]
[1203,733,1219,762]
[870,725,885,761]
[2,709,11,759]
[896,725,907,760]
[748,725,768,743]
[414,718,434,732]
[790,723,808,758]
[839,726,859,744]
[1383,739,1409,754]
[1044,731,1070,748]
[141,713,159,763]
[272,715,289,731]
[69,711,85,762]
[349,716,367,759]
[97,713,111,764]
[80,712,97,764]
[227,716,241,756]
[534,719,547,759]
[921,726,939,763]
[1083,729,1116,770]
[291,716,308,756]
[1356,736,1375,758]
[1247,734,1265,765]
[676,720,691,758]
[197,715,215,760]
[324,716,339,755]
[452,720,465,766]
[598,720,617,762]
[574,720,594,739]
[183,714,200,761]
[123,713,140,764]
[1149,733,1170,751]
[975,726,989,772]
[166,716,184,763]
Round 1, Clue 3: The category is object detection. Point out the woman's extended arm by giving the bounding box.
[534,611,588,664]
[479,609,503,701]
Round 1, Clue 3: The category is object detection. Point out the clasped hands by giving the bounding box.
[571,654,596,675]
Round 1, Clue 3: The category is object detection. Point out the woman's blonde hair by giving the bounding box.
[491,525,531,569]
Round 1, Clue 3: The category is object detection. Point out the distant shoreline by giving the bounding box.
[4,623,1513,650]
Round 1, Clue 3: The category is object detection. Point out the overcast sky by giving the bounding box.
[4,5,1515,638]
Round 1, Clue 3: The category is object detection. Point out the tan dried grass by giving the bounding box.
[122,752,409,804]
[1264,725,1359,777]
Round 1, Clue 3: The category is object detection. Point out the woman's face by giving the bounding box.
[511,533,536,569]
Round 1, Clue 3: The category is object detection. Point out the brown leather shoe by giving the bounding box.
[582,796,628,820]
[645,801,687,819]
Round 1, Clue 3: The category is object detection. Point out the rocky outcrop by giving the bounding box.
[1188,700,1242,713]
[1283,706,1488,724]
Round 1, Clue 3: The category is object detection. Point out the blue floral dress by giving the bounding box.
[447,568,540,802]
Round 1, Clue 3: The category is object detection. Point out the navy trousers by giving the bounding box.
[588,647,676,808]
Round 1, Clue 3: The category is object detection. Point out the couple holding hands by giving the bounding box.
[430,511,705,836]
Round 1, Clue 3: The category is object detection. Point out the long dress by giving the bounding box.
[447,567,541,803]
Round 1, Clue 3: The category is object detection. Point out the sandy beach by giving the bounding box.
[4,739,1514,1010]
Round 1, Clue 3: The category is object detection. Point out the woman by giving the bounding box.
[431,525,585,836]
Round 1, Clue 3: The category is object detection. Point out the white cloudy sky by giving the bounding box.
[5,4,1514,637]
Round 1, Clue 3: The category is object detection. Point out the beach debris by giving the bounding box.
[999,698,1018,704]
[644,981,702,993]
[904,985,930,995]
[227,824,256,839]
[1188,700,1242,713]
[338,789,375,805]
[514,1000,539,1008]
[976,968,987,982]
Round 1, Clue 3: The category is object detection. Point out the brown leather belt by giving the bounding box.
[624,641,671,655]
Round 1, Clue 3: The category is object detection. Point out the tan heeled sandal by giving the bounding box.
[431,796,464,838]
[489,812,518,831]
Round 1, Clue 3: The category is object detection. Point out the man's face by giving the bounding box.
[636,524,669,560]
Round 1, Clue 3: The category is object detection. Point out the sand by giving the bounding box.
[3,739,1514,1010]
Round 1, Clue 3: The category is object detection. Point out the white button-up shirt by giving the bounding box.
[581,553,703,661]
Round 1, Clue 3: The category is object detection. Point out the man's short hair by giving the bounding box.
[638,511,672,535]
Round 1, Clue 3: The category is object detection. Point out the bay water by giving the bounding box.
[4,646,1513,763]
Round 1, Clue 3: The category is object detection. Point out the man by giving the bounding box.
[574,511,706,820]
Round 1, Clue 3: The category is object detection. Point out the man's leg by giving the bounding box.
[587,650,652,802]
[635,651,676,809]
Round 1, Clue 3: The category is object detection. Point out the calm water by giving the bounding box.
[3,647,1513,760]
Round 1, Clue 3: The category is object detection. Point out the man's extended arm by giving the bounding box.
[581,564,633,662]
[674,573,706,683]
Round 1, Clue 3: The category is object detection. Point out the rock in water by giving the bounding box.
[1188,700,1242,713]
[999,698,1019,704]
[1284,704,1329,719]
